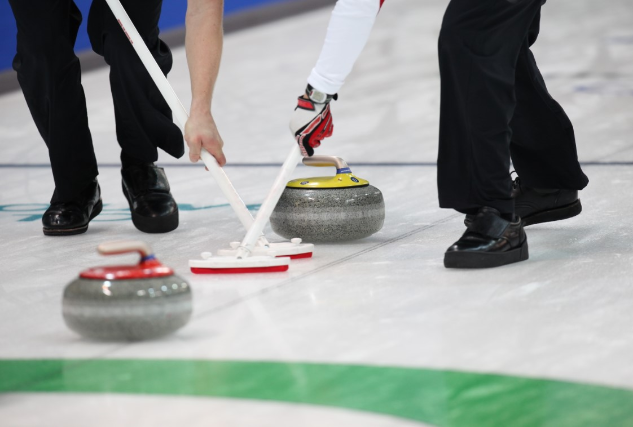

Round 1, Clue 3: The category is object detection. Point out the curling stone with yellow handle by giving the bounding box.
[270,156,385,242]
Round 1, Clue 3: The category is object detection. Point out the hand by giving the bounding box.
[184,111,226,166]
[289,85,337,157]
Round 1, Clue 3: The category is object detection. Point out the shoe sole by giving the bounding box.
[444,239,529,269]
[42,199,103,236]
[522,199,582,227]
[122,184,179,234]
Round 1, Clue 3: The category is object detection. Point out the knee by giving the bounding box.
[87,20,104,55]
[94,26,134,67]
[15,37,77,74]
[438,23,468,53]
[104,31,172,74]
[16,35,57,59]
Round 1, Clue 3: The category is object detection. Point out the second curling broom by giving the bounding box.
[105,0,312,272]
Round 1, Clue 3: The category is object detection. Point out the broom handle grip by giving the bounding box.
[238,145,303,256]
[104,0,268,246]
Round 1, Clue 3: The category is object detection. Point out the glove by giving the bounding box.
[289,84,338,157]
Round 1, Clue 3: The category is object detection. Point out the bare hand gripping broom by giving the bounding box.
[105,0,311,272]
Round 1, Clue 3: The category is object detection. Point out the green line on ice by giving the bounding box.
[1,359,633,426]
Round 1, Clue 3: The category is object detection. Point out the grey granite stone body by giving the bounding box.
[270,185,385,242]
[62,275,192,341]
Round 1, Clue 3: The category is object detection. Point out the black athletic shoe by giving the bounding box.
[445,207,528,269]
[42,179,103,236]
[512,177,582,226]
[122,162,179,233]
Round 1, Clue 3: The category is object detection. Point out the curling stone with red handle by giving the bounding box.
[62,241,192,341]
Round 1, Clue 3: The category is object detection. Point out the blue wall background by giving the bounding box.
[0,0,292,72]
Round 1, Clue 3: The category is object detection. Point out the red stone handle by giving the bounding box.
[97,241,154,262]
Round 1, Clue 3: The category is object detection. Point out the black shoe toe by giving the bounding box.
[122,163,179,234]
[42,180,102,236]
[444,207,528,269]
[512,176,581,226]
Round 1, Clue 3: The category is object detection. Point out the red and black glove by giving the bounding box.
[289,84,337,157]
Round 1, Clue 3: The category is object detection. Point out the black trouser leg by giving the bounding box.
[87,0,183,163]
[9,0,98,203]
[509,16,589,190]
[437,0,585,214]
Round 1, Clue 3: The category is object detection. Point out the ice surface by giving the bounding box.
[1,0,632,425]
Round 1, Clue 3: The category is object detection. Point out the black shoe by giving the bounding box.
[445,207,528,269]
[122,162,178,233]
[42,180,103,236]
[512,177,582,226]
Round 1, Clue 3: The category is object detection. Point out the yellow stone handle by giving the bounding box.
[302,156,349,171]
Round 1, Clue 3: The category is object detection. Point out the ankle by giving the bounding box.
[121,152,154,168]
[533,188,559,195]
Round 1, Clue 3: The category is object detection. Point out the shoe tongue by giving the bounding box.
[477,207,516,223]
[128,164,170,193]
[469,208,510,239]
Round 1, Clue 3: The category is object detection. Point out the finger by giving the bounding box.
[325,122,333,138]
[215,150,227,167]
[208,145,226,167]
[201,138,227,167]
[188,138,201,163]
[299,142,309,157]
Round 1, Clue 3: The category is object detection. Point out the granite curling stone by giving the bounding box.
[270,155,385,242]
[63,241,192,341]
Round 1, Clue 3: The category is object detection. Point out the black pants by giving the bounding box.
[437,0,589,214]
[9,0,183,202]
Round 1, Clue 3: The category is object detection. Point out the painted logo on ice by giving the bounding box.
[0,203,261,222]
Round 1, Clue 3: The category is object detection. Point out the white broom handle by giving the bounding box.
[105,0,188,128]
[105,0,268,245]
[237,144,303,257]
